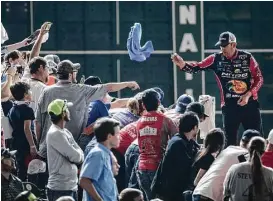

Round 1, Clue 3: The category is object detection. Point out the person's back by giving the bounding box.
[37,81,106,158]
[164,109,182,128]
[112,109,139,128]
[193,146,248,201]
[224,136,273,201]
[224,162,273,201]
[116,121,138,155]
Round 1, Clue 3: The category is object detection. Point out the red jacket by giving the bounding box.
[261,151,273,169]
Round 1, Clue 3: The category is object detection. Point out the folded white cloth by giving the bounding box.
[199,95,216,139]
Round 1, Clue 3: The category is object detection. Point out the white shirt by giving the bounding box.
[22,78,46,115]
[193,146,248,201]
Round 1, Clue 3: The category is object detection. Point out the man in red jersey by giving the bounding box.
[172,31,263,146]
[136,89,177,201]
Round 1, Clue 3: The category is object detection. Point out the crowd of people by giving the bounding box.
[1,22,273,201]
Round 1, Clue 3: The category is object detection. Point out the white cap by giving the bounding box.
[268,129,273,144]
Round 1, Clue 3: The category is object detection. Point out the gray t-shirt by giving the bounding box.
[46,124,84,191]
[36,81,107,158]
[224,162,273,201]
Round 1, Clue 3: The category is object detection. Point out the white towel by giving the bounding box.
[199,95,216,139]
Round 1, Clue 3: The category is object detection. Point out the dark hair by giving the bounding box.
[28,56,47,74]
[248,136,266,196]
[195,128,226,162]
[21,51,31,63]
[142,89,159,112]
[58,73,70,80]
[119,188,142,201]
[94,117,120,143]
[179,112,199,134]
[4,50,20,63]
[10,82,30,101]
[49,112,63,124]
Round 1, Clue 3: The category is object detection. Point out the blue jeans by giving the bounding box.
[47,189,78,201]
[136,170,156,201]
[125,144,139,187]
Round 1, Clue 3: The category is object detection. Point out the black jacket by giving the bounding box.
[151,134,198,201]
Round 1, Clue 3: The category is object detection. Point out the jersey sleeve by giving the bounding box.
[249,55,263,96]
[181,54,216,74]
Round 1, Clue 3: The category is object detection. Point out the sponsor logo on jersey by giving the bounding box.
[233,60,241,64]
[242,60,248,65]
[139,126,157,136]
[233,64,241,68]
[226,80,247,94]
[239,55,247,60]
[234,69,241,73]
[221,72,248,79]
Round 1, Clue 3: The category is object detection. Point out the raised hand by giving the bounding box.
[171,53,186,69]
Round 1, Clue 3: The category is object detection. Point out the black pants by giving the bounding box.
[222,100,263,146]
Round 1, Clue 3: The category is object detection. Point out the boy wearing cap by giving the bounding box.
[46,99,84,201]
[172,31,263,146]
[261,129,273,169]
[193,129,261,201]
[1,148,24,201]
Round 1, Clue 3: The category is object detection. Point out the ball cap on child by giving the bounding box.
[241,129,261,142]
[47,99,73,116]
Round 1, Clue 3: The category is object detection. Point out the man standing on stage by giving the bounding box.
[171,31,264,146]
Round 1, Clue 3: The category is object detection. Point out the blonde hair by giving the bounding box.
[127,98,139,115]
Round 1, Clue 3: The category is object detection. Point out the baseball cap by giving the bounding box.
[84,76,102,86]
[267,129,273,144]
[1,148,17,160]
[14,191,38,201]
[186,102,209,118]
[44,54,60,69]
[48,99,73,116]
[241,129,261,142]
[153,87,164,103]
[215,31,237,47]
[57,60,81,75]
[175,94,194,114]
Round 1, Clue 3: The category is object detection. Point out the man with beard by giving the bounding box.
[46,99,84,201]
[22,56,49,114]
[1,148,24,201]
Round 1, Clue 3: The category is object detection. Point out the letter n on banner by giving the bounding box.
[175,2,202,99]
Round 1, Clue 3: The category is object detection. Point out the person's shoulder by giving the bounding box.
[263,165,273,174]
[86,146,104,159]
[168,134,183,145]
[237,50,252,57]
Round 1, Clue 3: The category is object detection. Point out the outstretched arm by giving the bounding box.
[171,53,215,74]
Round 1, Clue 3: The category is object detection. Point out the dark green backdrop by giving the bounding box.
[2,1,272,137]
